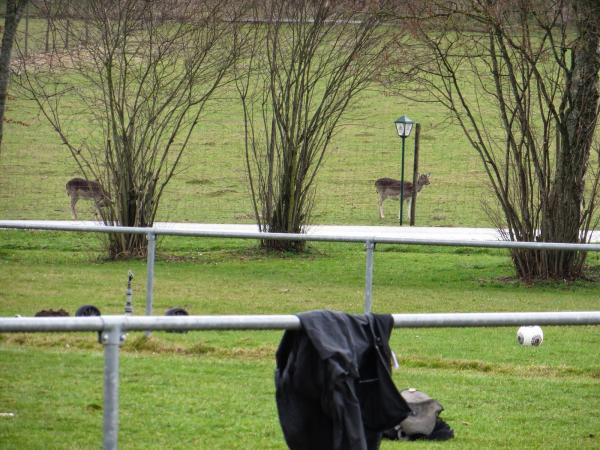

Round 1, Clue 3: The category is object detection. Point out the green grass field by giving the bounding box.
[1,235,600,449]
[1,19,600,450]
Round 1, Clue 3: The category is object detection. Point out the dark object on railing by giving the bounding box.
[75,305,101,317]
[165,307,189,333]
[275,311,411,450]
[35,308,69,317]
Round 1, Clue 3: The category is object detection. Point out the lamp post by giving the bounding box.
[394,115,414,225]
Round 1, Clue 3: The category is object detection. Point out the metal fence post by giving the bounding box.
[364,240,375,313]
[145,232,156,336]
[101,325,123,450]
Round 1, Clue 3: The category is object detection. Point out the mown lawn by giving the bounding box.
[1,345,599,450]
[1,234,600,449]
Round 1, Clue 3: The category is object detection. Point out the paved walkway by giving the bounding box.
[2,220,600,242]
[156,223,506,242]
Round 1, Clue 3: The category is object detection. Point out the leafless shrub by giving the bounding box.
[384,0,600,280]
[237,0,388,251]
[16,0,246,258]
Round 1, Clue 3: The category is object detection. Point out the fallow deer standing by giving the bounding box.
[375,173,431,220]
[66,177,111,220]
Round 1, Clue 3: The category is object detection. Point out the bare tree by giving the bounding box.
[237,0,386,251]
[0,0,29,154]
[16,0,244,258]
[385,0,600,280]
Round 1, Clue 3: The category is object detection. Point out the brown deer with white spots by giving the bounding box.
[375,173,430,220]
[66,178,111,219]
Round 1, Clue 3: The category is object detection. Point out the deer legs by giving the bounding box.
[379,195,412,220]
[395,198,412,221]
[378,194,385,219]
[70,196,79,220]
[69,195,104,220]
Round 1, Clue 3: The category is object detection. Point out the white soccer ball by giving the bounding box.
[517,325,544,346]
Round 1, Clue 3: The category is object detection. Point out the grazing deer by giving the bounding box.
[375,173,431,220]
[66,177,111,220]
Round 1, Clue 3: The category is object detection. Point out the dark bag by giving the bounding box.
[382,388,454,441]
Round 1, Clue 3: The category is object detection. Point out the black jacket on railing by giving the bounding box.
[275,310,411,450]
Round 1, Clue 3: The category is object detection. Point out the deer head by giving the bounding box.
[417,173,431,187]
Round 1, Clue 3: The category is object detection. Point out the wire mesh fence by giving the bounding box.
[1,92,490,227]
[1,11,490,226]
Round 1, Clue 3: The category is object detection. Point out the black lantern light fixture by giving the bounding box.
[394,115,414,225]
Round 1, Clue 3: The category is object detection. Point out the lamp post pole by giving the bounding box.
[394,115,413,226]
[400,135,406,225]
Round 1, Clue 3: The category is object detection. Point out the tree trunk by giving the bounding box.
[0,0,28,153]
[534,0,600,279]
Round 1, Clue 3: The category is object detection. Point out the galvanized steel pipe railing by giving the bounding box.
[4,220,600,318]
[2,314,600,449]
[3,311,600,333]
[3,220,600,448]
[3,220,600,250]
[2,311,600,449]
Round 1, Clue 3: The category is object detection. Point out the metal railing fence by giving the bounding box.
[2,312,600,450]
[2,221,600,449]
[4,220,600,316]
